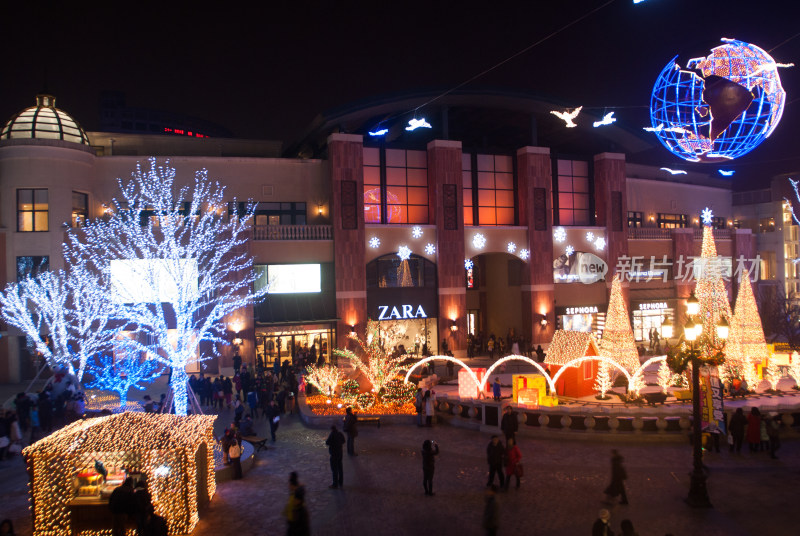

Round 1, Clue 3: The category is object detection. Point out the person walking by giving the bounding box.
[421,439,439,496]
[229,438,243,480]
[746,407,762,452]
[603,449,628,505]
[482,485,500,536]
[424,390,435,427]
[282,472,304,535]
[492,378,502,401]
[500,405,518,444]
[268,400,281,443]
[415,388,424,427]
[288,487,310,536]
[343,407,358,456]
[504,437,522,490]
[325,425,345,489]
[619,519,639,536]
[728,407,747,453]
[592,508,614,536]
[486,435,506,488]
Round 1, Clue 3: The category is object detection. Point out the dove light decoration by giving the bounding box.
[550,106,583,128]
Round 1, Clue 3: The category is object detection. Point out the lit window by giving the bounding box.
[555,160,590,226]
[363,147,429,224]
[17,189,48,232]
[463,153,515,226]
[72,191,88,228]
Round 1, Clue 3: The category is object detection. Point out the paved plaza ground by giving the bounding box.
[1,391,798,536]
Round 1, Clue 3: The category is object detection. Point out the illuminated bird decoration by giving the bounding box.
[593,112,616,128]
[369,128,388,136]
[718,169,735,177]
[660,167,687,175]
[644,123,689,134]
[550,106,583,128]
[406,118,432,131]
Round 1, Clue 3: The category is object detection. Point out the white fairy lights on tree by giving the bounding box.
[657,360,672,394]
[66,158,267,416]
[334,320,408,397]
[85,353,163,407]
[304,364,342,397]
[599,274,641,373]
[594,361,612,399]
[1,262,117,382]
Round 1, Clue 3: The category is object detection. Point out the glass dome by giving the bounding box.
[1,94,89,145]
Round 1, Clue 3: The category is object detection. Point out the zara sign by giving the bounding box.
[377,304,428,320]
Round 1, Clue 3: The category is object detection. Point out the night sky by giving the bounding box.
[2,0,800,186]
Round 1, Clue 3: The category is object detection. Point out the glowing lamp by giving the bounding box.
[661,316,673,339]
[716,317,729,340]
[684,318,698,342]
[540,316,548,328]
[232,337,243,347]
[318,204,324,215]
[349,325,357,337]
[686,292,700,316]
[450,320,458,332]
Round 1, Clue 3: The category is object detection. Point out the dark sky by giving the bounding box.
[2,0,800,184]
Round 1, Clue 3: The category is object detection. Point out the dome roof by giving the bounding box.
[1,94,89,145]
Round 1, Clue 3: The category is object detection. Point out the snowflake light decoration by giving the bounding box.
[554,227,566,243]
[701,207,714,225]
[472,233,487,249]
[369,236,380,248]
[425,243,435,255]
[519,249,529,260]
[594,237,606,250]
[398,245,412,261]
[465,259,474,270]
[507,242,516,253]
[411,226,423,239]
[586,232,595,242]
[565,245,574,256]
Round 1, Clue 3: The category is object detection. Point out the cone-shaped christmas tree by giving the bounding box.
[599,274,640,373]
[695,223,732,355]
[725,275,767,385]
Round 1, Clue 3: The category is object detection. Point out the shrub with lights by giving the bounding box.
[339,379,360,402]
[382,379,417,405]
[355,392,376,410]
[304,364,342,397]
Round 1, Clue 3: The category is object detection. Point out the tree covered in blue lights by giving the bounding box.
[85,353,163,407]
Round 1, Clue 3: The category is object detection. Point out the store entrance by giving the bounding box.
[256,324,335,368]
[466,253,525,349]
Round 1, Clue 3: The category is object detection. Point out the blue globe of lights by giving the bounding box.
[649,39,786,162]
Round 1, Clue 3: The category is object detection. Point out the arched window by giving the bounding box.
[366,254,437,289]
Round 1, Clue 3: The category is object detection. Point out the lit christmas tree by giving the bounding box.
[65,158,267,416]
[304,364,342,397]
[657,360,672,394]
[788,352,800,387]
[1,263,117,382]
[724,275,768,386]
[84,353,163,407]
[334,319,408,397]
[598,274,640,373]
[593,361,612,399]
[764,358,781,391]
[694,221,732,356]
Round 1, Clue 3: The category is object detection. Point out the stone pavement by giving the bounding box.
[2,384,799,535]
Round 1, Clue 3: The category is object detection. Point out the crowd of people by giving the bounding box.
[466,329,546,362]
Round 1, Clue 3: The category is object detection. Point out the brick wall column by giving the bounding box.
[594,153,630,308]
[427,140,466,355]
[329,133,367,351]
[517,146,554,345]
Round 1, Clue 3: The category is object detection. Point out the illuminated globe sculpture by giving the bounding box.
[649,38,786,162]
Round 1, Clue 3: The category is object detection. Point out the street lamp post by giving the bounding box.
[678,291,727,508]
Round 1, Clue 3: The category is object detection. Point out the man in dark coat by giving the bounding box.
[325,425,346,489]
[604,449,628,505]
[342,407,358,456]
[268,400,281,442]
[486,435,506,488]
[500,405,518,444]
[108,477,136,536]
[233,352,242,375]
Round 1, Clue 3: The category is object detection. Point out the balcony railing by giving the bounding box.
[627,228,732,240]
[253,224,332,241]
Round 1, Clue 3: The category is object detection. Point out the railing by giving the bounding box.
[627,228,672,240]
[627,228,732,240]
[253,224,332,241]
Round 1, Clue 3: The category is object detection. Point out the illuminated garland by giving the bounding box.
[64,158,268,415]
[84,353,163,407]
[305,394,415,416]
[23,412,216,536]
[599,274,641,373]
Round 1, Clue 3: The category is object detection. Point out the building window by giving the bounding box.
[72,192,88,228]
[17,189,49,232]
[657,213,687,229]
[627,211,643,228]
[254,202,307,226]
[711,216,726,230]
[554,159,591,226]
[462,153,515,226]
[366,254,437,289]
[363,147,429,224]
[16,256,49,280]
[759,217,776,233]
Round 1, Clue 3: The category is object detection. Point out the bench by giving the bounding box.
[242,435,269,453]
[643,392,668,406]
[357,417,381,429]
